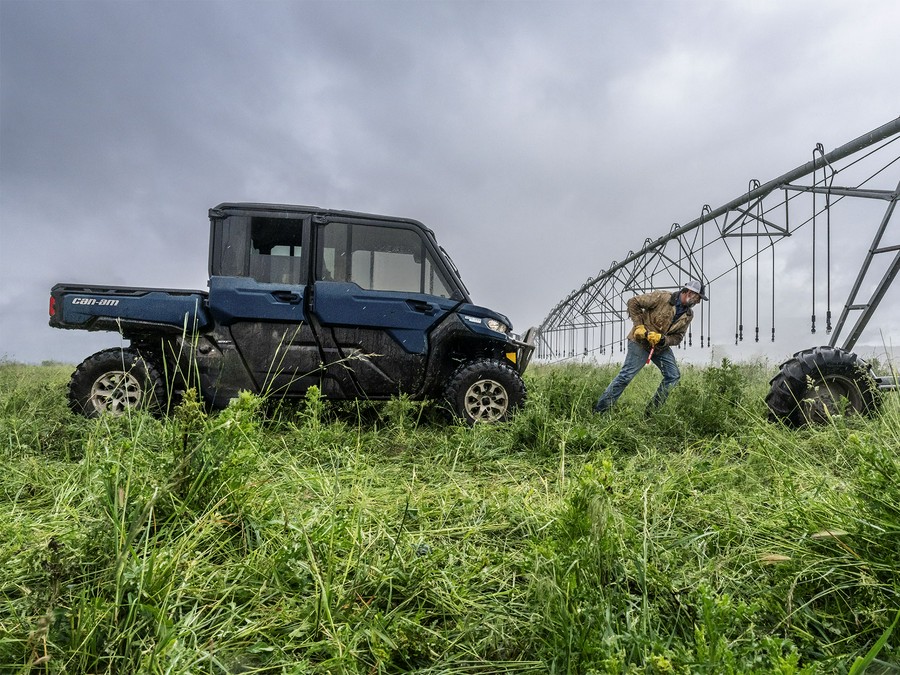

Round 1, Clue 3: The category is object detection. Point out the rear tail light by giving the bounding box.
[49,296,56,317]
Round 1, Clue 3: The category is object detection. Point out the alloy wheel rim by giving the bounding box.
[90,371,143,414]
[463,378,509,422]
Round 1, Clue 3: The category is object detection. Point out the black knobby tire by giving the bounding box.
[765,346,880,427]
[443,358,526,424]
[68,348,166,418]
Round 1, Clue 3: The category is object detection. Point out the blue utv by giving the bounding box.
[50,203,535,424]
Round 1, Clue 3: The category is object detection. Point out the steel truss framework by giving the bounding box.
[536,118,900,362]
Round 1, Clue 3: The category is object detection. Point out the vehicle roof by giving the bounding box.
[211,202,434,236]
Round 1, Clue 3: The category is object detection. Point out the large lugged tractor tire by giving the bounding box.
[443,358,526,424]
[68,348,166,418]
[766,346,880,427]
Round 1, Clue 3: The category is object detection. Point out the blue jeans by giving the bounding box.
[594,340,681,413]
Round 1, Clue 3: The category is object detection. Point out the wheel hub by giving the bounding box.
[464,379,509,422]
[800,375,864,424]
[90,371,143,414]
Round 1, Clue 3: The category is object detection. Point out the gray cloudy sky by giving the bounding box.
[1,0,898,366]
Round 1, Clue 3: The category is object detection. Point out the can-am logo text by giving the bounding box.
[72,297,120,306]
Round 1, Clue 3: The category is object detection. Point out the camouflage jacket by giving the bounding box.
[626,290,694,350]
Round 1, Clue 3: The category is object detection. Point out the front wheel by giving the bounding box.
[443,359,526,424]
[765,346,880,427]
[68,348,165,418]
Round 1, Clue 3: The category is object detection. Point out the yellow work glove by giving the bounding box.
[633,325,647,340]
[647,331,663,347]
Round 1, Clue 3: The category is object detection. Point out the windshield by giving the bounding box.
[439,246,470,297]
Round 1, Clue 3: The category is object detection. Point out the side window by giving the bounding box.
[249,217,305,284]
[318,222,454,298]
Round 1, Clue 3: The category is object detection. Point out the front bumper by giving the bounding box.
[506,327,537,374]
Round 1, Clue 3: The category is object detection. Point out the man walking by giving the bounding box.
[593,280,707,415]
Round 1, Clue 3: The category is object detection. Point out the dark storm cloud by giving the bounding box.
[1,0,898,365]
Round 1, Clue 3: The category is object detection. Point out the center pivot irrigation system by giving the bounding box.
[535,117,900,425]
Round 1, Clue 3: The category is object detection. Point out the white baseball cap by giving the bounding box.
[682,279,708,300]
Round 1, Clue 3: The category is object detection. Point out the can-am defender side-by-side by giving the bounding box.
[50,203,535,424]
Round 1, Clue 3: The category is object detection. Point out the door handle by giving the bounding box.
[407,299,435,314]
[272,290,302,304]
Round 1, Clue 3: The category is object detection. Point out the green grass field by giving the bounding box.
[1,359,897,673]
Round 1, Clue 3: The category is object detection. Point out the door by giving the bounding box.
[310,219,459,396]
[207,214,322,396]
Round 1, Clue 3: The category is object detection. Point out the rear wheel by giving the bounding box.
[443,359,526,424]
[68,348,165,418]
[766,346,880,426]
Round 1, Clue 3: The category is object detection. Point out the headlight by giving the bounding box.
[461,314,509,334]
[484,318,509,334]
